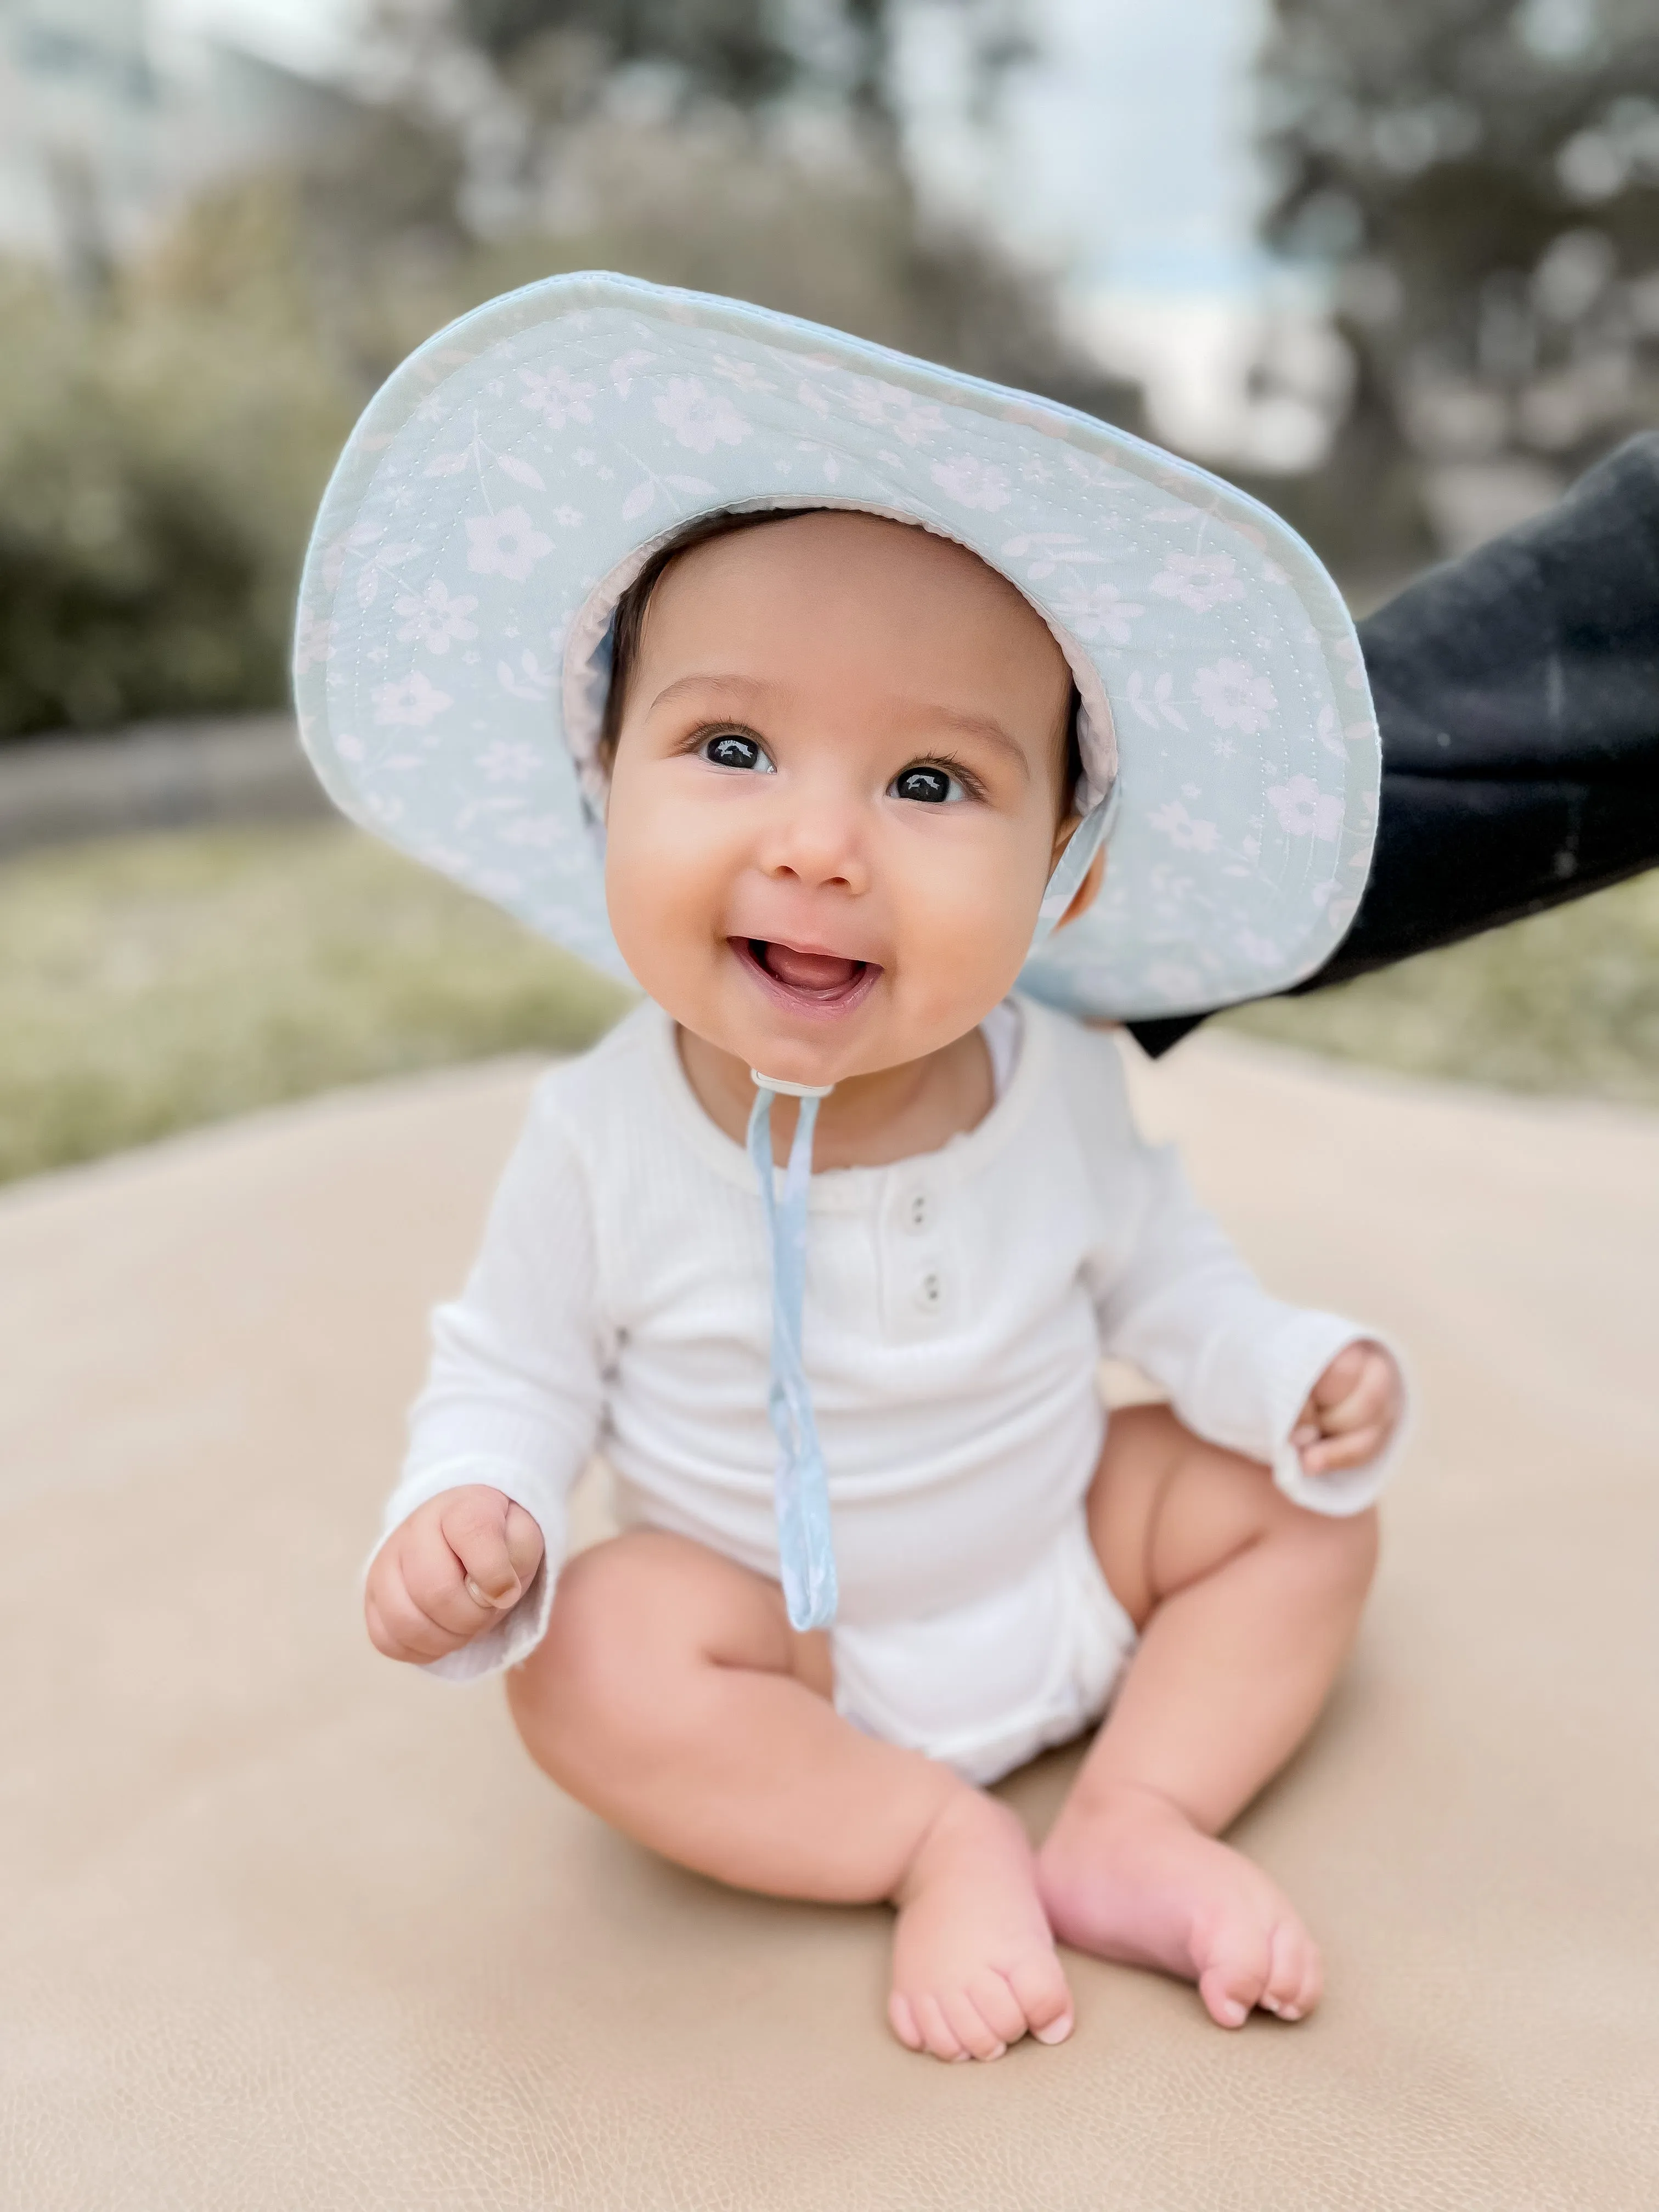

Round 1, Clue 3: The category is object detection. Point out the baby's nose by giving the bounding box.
[763,799,871,892]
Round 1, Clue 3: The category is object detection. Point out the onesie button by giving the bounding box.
[914,1269,943,1313]
[904,1188,930,1233]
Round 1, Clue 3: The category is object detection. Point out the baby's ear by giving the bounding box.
[1053,842,1105,932]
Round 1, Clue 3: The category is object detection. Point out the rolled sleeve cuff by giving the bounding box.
[364,1455,568,1684]
[1178,1309,1410,1519]
[1261,1314,1412,1518]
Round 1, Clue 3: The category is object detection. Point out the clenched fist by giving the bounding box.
[1293,1340,1402,1478]
[365,1485,546,1664]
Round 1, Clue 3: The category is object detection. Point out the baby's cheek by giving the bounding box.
[898,845,1040,1022]
[605,807,718,1001]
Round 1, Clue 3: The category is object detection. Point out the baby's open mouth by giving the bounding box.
[732,937,882,1013]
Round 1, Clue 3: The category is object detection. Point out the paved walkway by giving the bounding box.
[3,1037,1656,2209]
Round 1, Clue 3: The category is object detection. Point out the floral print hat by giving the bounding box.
[294,270,1380,1020]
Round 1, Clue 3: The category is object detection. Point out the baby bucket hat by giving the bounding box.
[294,269,1382,1629]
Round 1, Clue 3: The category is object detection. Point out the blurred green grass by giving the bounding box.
[0,822,632,1184]
[1221,870,1659,1104]
[0,820,1654,1188]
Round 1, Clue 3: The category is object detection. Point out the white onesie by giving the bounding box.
[379,996,1401,1785]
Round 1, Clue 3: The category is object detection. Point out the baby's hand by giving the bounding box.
[1291,1341,1402,1478]
[364,1485,545,1664]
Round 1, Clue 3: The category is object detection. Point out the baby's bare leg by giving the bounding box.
[507,1528,1073,2061]
[1037,1406,1378,2028]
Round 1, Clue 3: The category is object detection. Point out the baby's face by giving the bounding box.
[604,510,1077,1087]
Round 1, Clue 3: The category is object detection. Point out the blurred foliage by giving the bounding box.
[297,94,1140,419]
[0,822,630,1183]
[453,0,799,105]
[0,0,1136,741]
[0,820,1653,1188]
[0,216,359,738]
[1256,0,1659,569]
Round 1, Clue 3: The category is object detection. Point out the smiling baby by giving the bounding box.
[301,276,1406,2064]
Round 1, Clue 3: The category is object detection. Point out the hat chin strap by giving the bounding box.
[743,780,1114,1630]
[1032,782,1119,946]
[748,1073,834,1098]
[746,1071,838,1629]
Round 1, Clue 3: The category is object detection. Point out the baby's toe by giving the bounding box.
[912,1991,969,2063]
[1197,1923,1273,2029]
[939,1989,1008,2062]
[964,1971,1030,2049]
[1292,1941,1324,2021]
[1003,1949,1075,2045]
[1259,1921,1314,2023]
[888,1991,923,2052]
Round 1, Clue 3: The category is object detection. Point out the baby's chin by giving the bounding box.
[702,994,1002,1098]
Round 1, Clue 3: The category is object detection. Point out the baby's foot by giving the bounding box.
[889,1790,1075,2062]
[1036,1782,1322,2029]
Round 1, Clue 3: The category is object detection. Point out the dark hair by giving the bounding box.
[599,509,793,765]
[598,505,1084,813]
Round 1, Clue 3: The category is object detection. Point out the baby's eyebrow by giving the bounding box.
[647,672,777,716]
[903,707,1033,784]
[648,674,1033,782]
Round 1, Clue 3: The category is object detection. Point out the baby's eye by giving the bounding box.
[699,731,774,773]
[890,764,965,805]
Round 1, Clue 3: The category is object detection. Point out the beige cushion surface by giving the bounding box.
[4,1036,1656,2210]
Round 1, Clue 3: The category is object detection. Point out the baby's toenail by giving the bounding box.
[1221,1999,1247,2027]
[986,2042,1007,2061]
[1034,2013,1074,2045]
[1280,2006,1301,2021]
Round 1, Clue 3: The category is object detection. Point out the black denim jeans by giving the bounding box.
[1130,432,1659,1057]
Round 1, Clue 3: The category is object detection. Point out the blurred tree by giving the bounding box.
[330,0,1139,414]
[456,0,798,105]
[1257,0,1659,568]
[0,210,357,738]
[0,0,1139,738]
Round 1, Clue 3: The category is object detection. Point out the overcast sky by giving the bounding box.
[898,0,1268,301]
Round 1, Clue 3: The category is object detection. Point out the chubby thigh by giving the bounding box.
[506,1407,1373,1843]
[504,1527,953,1902]
[503,1406,1217,1847]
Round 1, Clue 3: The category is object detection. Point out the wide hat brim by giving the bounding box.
[294,271,1380,1020]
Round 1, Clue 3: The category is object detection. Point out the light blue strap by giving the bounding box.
[741,777,1114,1629]
[1032,782,1120,943]
[746,1084,839,1630]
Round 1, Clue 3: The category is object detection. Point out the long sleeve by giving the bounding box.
[369,1076,606,1680]
[1091,1141,1407,1516]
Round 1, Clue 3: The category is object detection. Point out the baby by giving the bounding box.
[358,503,1402,2063]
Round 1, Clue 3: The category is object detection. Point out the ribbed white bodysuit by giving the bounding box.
[378,997,1398,1781]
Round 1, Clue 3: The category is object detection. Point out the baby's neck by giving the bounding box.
[676,1022,996,1171]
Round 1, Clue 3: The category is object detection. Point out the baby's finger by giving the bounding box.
[1301,1421,1387,1476]
[1310,1343,1366,1410]
[364,1591,400,1660]
[503,1502,546,1589]
[441,1491,525,1611]
[401,1531,498,1637]
[369,1570,470,1661]
[1315,1361,1393,1438]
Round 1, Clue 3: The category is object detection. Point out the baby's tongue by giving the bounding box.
[764,943,860,992]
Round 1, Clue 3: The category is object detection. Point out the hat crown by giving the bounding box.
[295,270,1379,1020]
